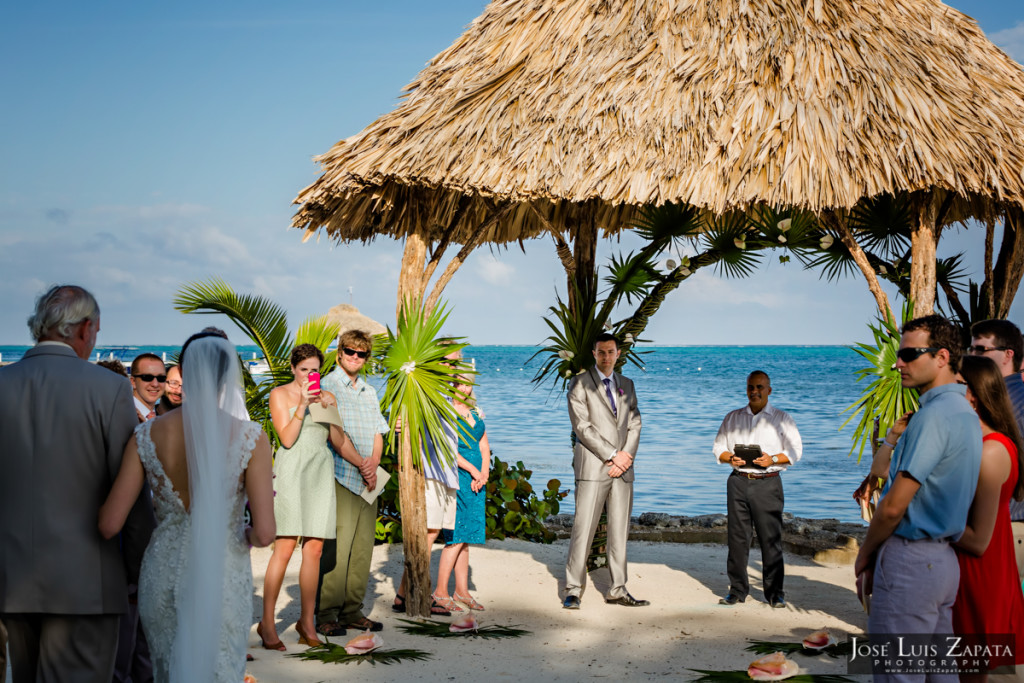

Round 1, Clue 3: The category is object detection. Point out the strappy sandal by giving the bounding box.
[453,592,485,611]
[430,593,463,615]
[344,616,383,632]
[391,594,406,613]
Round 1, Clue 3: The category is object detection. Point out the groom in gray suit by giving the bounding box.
[0,285,153,683]
[563,333,647,609]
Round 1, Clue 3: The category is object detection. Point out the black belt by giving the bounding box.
[732,470,780,480]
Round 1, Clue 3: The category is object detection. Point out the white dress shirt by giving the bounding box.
[713,402,802,474]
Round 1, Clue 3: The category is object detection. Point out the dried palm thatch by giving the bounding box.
[293,0,1024,244]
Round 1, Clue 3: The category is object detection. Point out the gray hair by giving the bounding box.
[27,285,100,342]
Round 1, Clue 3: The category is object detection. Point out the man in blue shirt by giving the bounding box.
[854,315,982,676]
[315,329,389,636]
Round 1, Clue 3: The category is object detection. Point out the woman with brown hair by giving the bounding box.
[258,344,338,651]
[953,354,1024,681]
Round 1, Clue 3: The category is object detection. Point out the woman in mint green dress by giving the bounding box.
[258,344,337,651]
[433,377,491,612]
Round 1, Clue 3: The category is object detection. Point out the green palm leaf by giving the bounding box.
[603,251,659,305]
[849,193,913,258]
[380,299,470,470]
[287,643,432,665]
[294,315,341,374]
[631,202,703,245]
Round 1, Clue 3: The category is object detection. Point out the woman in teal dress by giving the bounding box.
[433,377,491,612]
[258,344,338,651]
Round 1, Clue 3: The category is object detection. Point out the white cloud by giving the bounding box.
[991,21,1024,62]
[474,254,515,286]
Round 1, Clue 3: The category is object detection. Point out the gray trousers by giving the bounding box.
[867,535,960,683]
[565,476,633,599]
[3,613,119,683]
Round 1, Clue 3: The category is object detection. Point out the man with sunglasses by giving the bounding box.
[130,353,167,422]
[855,315,982,668]
[315,330,388,636]
[969,319,1024,572]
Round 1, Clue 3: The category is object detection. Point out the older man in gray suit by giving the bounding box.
[0,285,153,683]
[563,333,647,609]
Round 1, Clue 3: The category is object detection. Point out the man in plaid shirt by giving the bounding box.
[314,329,388,635]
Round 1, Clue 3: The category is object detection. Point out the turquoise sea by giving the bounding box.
[0,344,872,524]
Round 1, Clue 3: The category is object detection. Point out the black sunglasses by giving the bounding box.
[965,345,1009,355]
[342,347,369,359]
[896,347,938,363]
[133,373,167,383]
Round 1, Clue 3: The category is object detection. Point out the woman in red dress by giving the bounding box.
[953,355,1024,682]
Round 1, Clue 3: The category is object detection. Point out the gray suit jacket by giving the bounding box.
[0,344,153,614]
[567,368,641,483]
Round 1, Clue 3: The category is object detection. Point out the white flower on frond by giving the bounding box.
[733,238,746,250]
[557,349,575,360]
[603,321,612,330]
[777,218,792,232]
[624,333,635,343]
[778,235,787,243]
[878,264,888,275]
[819,234,834,249]
[666,259,677,270]
[400,361,416,374]
[680,267,692,277]
[564,369,573,378]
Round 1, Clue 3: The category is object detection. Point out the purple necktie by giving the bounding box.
[603,378,617,416]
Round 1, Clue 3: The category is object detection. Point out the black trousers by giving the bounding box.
[726,472,785,601]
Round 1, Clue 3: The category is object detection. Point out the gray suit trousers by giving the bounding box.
[3,613,119,683]
[564,476,633,599]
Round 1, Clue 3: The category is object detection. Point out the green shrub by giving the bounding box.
[373,449,568,544]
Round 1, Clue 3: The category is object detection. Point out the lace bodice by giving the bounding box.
[135,419,260,682]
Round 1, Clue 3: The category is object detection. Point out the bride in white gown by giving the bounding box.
[100,330,276,682]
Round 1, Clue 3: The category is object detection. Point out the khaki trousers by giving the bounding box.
[316,482,377,623]
[564,476,633,599]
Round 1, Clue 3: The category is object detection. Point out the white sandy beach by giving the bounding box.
[245,538,867,682]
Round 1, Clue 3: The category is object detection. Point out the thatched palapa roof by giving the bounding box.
[293,0,1024,244]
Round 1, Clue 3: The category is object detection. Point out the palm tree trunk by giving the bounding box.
[909,193,942,317]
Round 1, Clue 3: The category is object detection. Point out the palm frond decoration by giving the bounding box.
[801,242,860,283]
[699,212,763,279]
[630,202,703,245]
[287,642,432,665]
[849,193,913,258]
[689,671,856,682]
[602,251,659,305]
[840,301,919,461]
[380,299,471,470]
[936,254,970,294]
[395,618,530,639]
[745,640,853,659]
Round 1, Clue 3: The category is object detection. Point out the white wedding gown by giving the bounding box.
[135,418,260,682]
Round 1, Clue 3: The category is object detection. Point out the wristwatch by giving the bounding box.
[771,455,779,464]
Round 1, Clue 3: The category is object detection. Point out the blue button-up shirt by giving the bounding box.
[886,382,981,541]
[321,370,389,496]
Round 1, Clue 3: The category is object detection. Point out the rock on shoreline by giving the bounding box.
[545,512,865,564]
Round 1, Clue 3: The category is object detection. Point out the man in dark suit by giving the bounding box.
[562,333,646,609]
[0,285,154,683]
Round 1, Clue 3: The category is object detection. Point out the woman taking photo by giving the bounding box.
[258,344,338,650]
[432,376,491,612]
[953,354,1024,681]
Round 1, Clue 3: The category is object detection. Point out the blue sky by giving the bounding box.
[1,1,1022,346]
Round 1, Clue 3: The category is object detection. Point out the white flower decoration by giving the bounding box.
[603,321,612,330]
[819,234,834,249]
[557,349,575,360]
[400,361,416,374]
[879,265,888,274]
[733,238,746,250]
[778,235,787,243]
[680,267,691,277]
[666,259,677,270]
[777,218,792,232]
[564,369,572,378]
[624,333,635,343]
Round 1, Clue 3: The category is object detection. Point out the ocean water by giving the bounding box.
[0,344,872,524]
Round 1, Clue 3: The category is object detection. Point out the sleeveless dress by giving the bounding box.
[953,432,1024,666]
[272,406,336,538]
[135,419,260,683]
[446,412,488,545]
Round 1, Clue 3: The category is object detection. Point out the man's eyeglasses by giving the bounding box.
[166,381,182,389]
[965,345,1009,355]
[342,347,370,359]
[133,374,167,383]
[896,347,939,363]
